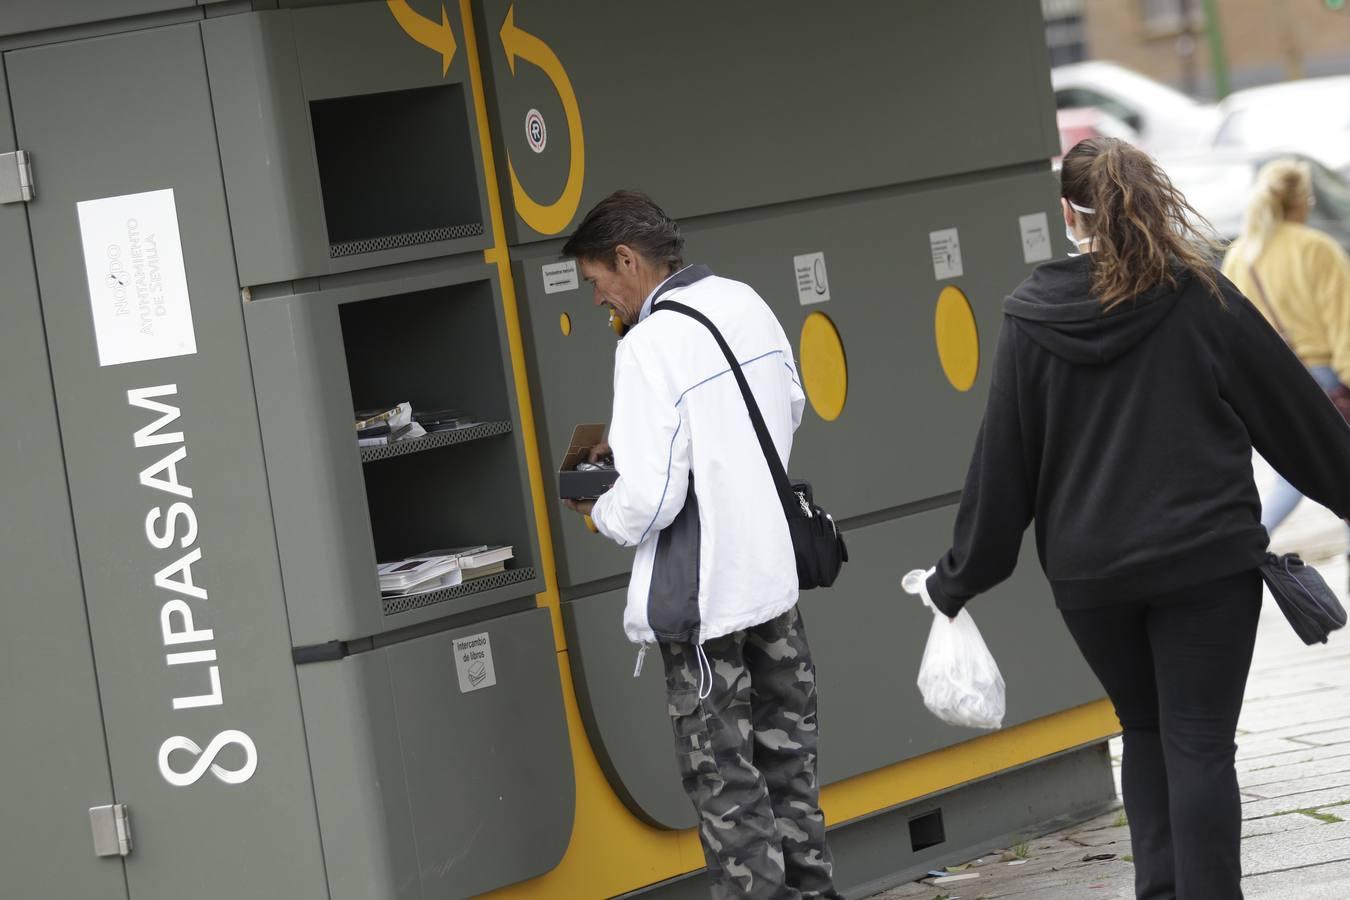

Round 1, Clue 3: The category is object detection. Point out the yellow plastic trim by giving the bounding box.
[799,312,847,422]
[461,0,564,648]
[935,285,980,392]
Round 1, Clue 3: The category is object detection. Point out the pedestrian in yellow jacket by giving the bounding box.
[1221,158,1350,540]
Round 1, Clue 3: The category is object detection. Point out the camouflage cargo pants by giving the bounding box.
[659,605,840,899]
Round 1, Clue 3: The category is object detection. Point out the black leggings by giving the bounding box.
[1061,570,1262,900]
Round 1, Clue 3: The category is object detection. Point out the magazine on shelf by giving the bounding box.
[380,567,465,597]
[377,555,460,592]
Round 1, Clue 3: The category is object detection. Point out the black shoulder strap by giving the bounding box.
[653,299,799,519]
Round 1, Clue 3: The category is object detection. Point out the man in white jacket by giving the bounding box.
[562,191,839,899]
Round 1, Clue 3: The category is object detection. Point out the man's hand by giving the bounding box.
[565,498,596,516]
[588,439,612,465]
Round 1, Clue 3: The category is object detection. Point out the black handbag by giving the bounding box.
[1259,553,1346,645]
[653,300,847,589]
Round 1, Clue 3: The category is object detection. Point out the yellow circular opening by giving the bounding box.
[559,312,572,336]
[935,286,980,392]
[799,312,847,422]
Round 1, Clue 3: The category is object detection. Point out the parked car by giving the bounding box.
[1159,149,1350,253]
[1212,76,1350,179]
[1055,107,1139,166]
[1051,60,1219,154]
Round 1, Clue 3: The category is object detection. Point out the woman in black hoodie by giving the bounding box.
[924,137,1350,899]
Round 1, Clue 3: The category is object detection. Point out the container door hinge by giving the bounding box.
[0,151,35,204]
[89,804,132,858]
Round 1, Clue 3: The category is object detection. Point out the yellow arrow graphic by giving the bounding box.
[387,0,458,77]
[500,5,585,235]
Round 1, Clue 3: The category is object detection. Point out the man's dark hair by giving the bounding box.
[561,190,684,274]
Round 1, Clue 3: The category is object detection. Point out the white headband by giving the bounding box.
[1069,201,1097,215]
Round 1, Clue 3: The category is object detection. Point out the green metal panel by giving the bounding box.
[563,507,1106,829]
[0,59,129,900]
[0,1,196,38]
[299,608,574,899]
[203,2,493,286]
[7,23,326,899]
[472,0,1059,244]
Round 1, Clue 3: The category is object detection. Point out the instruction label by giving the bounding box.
[1019,212,1053,264]
[78,188,198,367]
[793,251,831,305]
[929,228,964,280]
[454,633,497,693]
[542,260,579,294]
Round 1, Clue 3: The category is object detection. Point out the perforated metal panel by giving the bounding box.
[330,222,485,258]
[382,567,537,616]
[360,420,513,463]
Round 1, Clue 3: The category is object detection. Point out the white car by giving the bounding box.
[1158,149,1350,253]
[1212,76,1350,179]
[1051,60,1219,155]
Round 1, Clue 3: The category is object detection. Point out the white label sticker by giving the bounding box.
[1019,212,1053,264]
[929,228,964,280]
[793,251,831,305]
[78,189,198,367]
[454,633,497,693]
[525,108,547,153]
[543,260,579,294]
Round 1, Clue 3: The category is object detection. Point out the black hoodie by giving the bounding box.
[927,255,1350,616]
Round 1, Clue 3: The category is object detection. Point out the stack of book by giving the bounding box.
[375,546,515,598]
[356,402,425,447]
[417,545,514,580]
[377,555,462,597]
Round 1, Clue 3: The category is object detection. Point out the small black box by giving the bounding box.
[558,424,618,501]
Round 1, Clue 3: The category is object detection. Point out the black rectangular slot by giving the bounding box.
[909,809,945,852]
[310,84,482,253]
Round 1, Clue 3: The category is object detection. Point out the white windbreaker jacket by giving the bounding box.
[591,266,806,645]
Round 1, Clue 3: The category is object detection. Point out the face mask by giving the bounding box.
[1065,226,1093,257]
[1065,200,1096,256]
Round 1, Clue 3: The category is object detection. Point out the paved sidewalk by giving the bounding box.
[872,488,1350,900]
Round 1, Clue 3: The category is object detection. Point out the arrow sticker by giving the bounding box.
[387,0,458,76]
[500,5,585,235]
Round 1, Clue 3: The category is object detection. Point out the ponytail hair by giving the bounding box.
[1060,137,1221,311]
[1238,158,1312,264]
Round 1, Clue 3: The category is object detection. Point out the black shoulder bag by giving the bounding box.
[1259,552,1346,645]
[654,300,847,589]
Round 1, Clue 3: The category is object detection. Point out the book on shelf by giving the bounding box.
[414,407,471,433]
[377,555,460,592]
[355,402,412,432]
[462,561,507,581]
[359,423,415,447]
[380,567,464,597]
[415,545,514,580]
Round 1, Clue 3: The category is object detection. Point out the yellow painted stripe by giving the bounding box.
[821,698,1119,825]
[460,0,565,649]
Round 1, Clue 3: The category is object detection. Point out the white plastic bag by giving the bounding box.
[902,569,1006,730]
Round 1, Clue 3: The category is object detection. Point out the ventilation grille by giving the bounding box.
[330,222,484,258]
[382,567,537,616]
